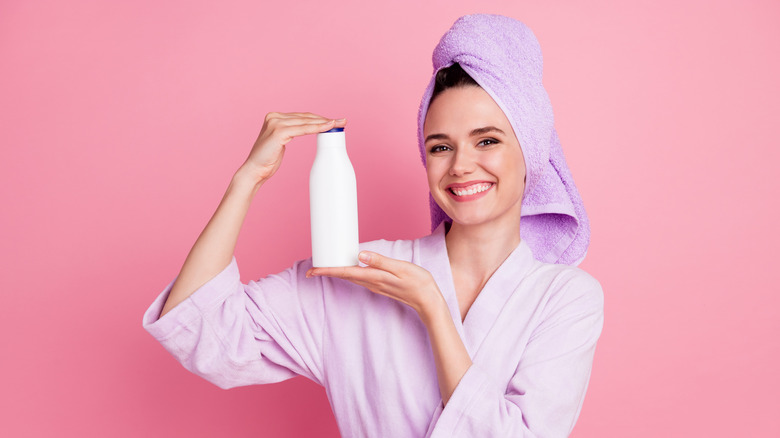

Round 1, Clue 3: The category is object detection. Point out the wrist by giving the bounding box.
[233,165,268,191]
[416,287,449,326]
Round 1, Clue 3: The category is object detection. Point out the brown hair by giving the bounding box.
[430,63,480,103]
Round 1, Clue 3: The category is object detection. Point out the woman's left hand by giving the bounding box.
[309,251,472,406]
[306,251,444,317]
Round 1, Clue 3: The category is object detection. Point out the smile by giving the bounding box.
[446,182,494,201]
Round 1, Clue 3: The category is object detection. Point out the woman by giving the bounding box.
[144,14,603,437]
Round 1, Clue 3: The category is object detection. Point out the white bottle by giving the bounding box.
[310,127,359,267]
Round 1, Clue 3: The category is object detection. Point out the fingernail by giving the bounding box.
[358,252,370,263]
[337,118,346,122]
[306,269,312,278]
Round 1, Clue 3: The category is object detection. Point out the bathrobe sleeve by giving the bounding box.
[142,256,325,388]
[426,273,604,438]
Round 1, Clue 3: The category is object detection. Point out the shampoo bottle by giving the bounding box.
[310,127,359,267]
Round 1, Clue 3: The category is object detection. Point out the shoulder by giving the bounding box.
[535,262,602,294]
[526,260,604,315]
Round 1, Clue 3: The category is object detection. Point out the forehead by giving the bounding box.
[423,86,514,135]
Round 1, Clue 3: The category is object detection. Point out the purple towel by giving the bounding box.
[417,14,590,265]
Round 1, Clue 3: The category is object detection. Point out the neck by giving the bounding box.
[444,216,521,281]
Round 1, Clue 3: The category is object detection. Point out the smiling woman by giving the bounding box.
[424,82,526,233]
[143,13,603,438]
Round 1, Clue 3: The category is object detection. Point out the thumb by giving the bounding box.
[358,251,409,277]
[359,251,391,269]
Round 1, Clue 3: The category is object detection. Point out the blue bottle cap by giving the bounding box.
[323,127,344,133]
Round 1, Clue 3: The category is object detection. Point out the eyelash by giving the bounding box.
[429,145,451,153]
[429,138,499,154]
[478,138,499,147]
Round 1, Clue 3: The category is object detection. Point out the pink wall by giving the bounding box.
[2,0,778,436]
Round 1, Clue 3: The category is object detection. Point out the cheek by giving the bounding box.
[425,161,446,189]
[516,147,527,183]
[515,156,527,185]
[492,151,526,186]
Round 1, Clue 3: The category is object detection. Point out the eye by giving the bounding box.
[429,145,451,154]
[477,138,499,147]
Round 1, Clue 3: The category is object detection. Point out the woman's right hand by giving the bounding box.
[238,112,347,185]
[160,112,345,317]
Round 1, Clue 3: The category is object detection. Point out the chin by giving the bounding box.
[443,210,494,227]
[442,202,522,230]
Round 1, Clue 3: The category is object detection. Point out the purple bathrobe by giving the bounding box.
[143,223,603,437]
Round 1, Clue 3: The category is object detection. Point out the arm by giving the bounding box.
[159,170,257,317]
[145,112,347,387]
[426,276,604,437]
[419,293,472,406]
[308,251,472,405]
[159,113,347,317]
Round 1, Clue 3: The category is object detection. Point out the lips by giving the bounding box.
[446,181,494,201]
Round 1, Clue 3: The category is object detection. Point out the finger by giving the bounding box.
[274,119,335,130]
[286,113,347,127]
[307,266,390,284]
[307,266,424,308]
[357,251,406,277]
[264,111,323,123]
[307,266,366,279]
[307,268,397,300]
[272,116,346,134]
[272,117,334,127]
[275,119,338,142]
[267,112,346,126]
[263,113,343,134]
[271,112,329,120]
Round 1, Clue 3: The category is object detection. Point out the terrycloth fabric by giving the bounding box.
[417,14,590,265]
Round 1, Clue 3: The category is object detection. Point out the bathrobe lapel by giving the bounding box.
[418,224,468,347]
[419,223,536,359]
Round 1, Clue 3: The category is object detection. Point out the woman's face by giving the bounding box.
[423,85,526,229]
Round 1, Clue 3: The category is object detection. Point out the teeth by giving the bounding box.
[451,183,492,196]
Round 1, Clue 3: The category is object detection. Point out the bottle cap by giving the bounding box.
[322,127,344,133]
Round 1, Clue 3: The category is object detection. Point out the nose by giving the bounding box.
[449,147,476,176]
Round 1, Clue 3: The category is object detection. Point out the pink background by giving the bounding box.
[2,0,778,436]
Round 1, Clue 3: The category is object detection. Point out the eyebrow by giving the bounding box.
[424,126,506,143]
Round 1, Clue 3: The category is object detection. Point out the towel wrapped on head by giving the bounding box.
[417,13,590,266]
